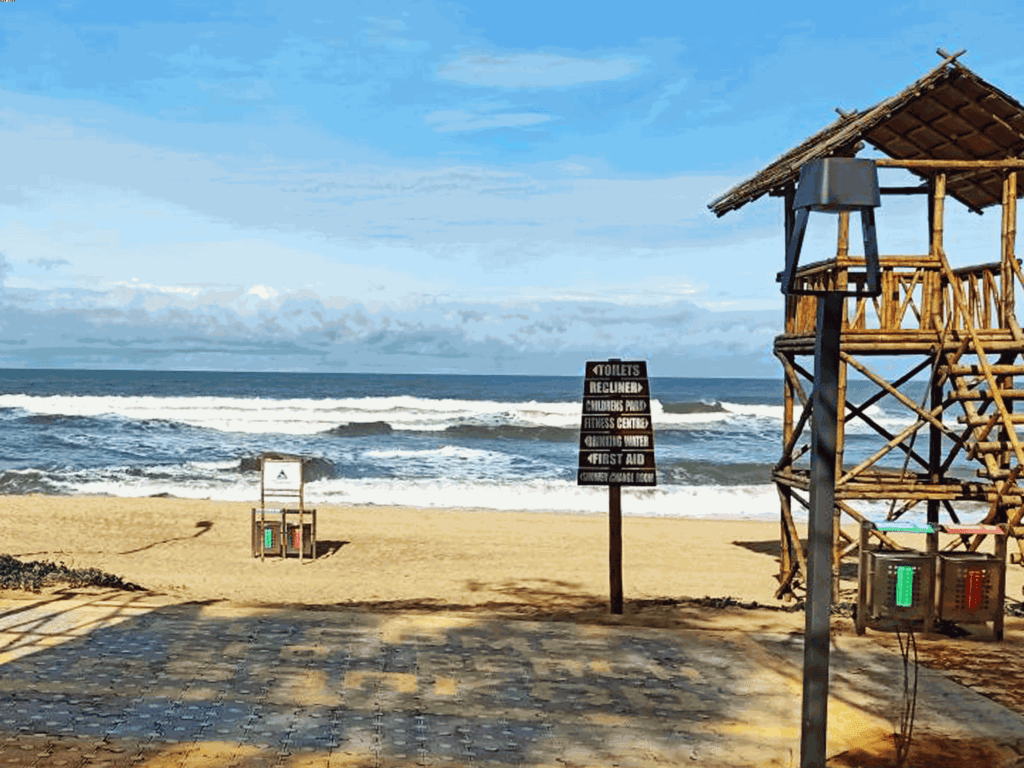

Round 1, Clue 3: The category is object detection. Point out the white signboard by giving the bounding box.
[262,459,303,494]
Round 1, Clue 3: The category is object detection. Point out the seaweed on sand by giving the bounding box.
[0,554,142,593]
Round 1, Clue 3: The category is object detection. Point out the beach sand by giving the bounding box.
[2,493,1022,622]
[1,495,811,610]
[2,495,1024,767]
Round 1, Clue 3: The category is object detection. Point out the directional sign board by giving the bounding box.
[577,360,656,486]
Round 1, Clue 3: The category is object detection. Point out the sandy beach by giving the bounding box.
[2,495,809,613]
[2,494,1022,620]
[2,496,1024,767]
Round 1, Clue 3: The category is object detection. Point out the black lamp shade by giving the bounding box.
[793,158,881,212]
[780,158,882,297]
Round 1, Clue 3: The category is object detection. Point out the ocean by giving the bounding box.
[0,368,957,522]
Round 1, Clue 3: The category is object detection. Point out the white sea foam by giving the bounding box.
[57,469,785,520]
[0,393,586,434]
[0,391,826,435]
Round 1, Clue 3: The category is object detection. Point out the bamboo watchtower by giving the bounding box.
[709,50,1024,601]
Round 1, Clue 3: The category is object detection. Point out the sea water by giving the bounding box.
[0,368,963,522]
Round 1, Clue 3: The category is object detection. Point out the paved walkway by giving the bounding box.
[1,590,1023,767]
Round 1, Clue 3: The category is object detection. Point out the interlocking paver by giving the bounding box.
[0,593,1023,766]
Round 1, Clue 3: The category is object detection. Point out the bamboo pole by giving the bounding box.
[780,349,796,597]
[838,405,944,486]
[1006,171,1018,322]
[777,396,813,471]
[841,404,930,470]
[832,238,849,603]
[894,270,923,328]
[783,357,794,453]
[876,159,1024,169]
[834,500,907,550]
[834,341,848,601]
[1002,173,1010,326]
[929,366,942,554]
[776,350,809,408]
[837,210,850,258]
[845,356,935,422]
[776,485,807,599]
[938,247,1024,529]
[932,173,946,259]
[841,352,953,434]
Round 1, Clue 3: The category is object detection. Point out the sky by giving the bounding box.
[1,1,1023,377]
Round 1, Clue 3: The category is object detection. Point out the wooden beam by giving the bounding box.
[837,210,850,258]
[1003,172,1011,321]
[775,485,807,598]
[834,500,908,550]
[836,388,963,487]
[840,402,931,472]
[881,186,929,195]
[776,395,813,471]
[876,159,1024,169]
[932,172,946,256]
[840,352,955,436]
[776,350,808,408]
[938,247,1024,518]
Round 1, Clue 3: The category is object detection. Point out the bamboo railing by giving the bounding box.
[772,163,1024,600]
[783,257,1021,335]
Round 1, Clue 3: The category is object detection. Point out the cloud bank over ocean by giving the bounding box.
[0,3,1014,376]
[0,282,777,375]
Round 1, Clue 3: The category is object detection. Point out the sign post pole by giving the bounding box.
[609,484,623,615]
[577,359,655,616]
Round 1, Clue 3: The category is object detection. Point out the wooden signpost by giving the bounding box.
[578,359,657,614]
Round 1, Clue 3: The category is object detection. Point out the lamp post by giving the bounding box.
[780,158,882,768]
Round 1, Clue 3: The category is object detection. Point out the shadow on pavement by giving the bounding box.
[0,590,1022,767]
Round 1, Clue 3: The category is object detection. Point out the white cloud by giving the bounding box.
[424,108,551,132]
[0,283,780,376]
[437,51,641,88]
[247,284,278,301]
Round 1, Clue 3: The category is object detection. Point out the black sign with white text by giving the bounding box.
[577,360,656,486]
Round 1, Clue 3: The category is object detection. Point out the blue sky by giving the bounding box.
[0,0,1022,376]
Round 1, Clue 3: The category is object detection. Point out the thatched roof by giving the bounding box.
[709,52,1024,217]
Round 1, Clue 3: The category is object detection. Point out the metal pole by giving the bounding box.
[800,292,843,768]
[609,484,623,615]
